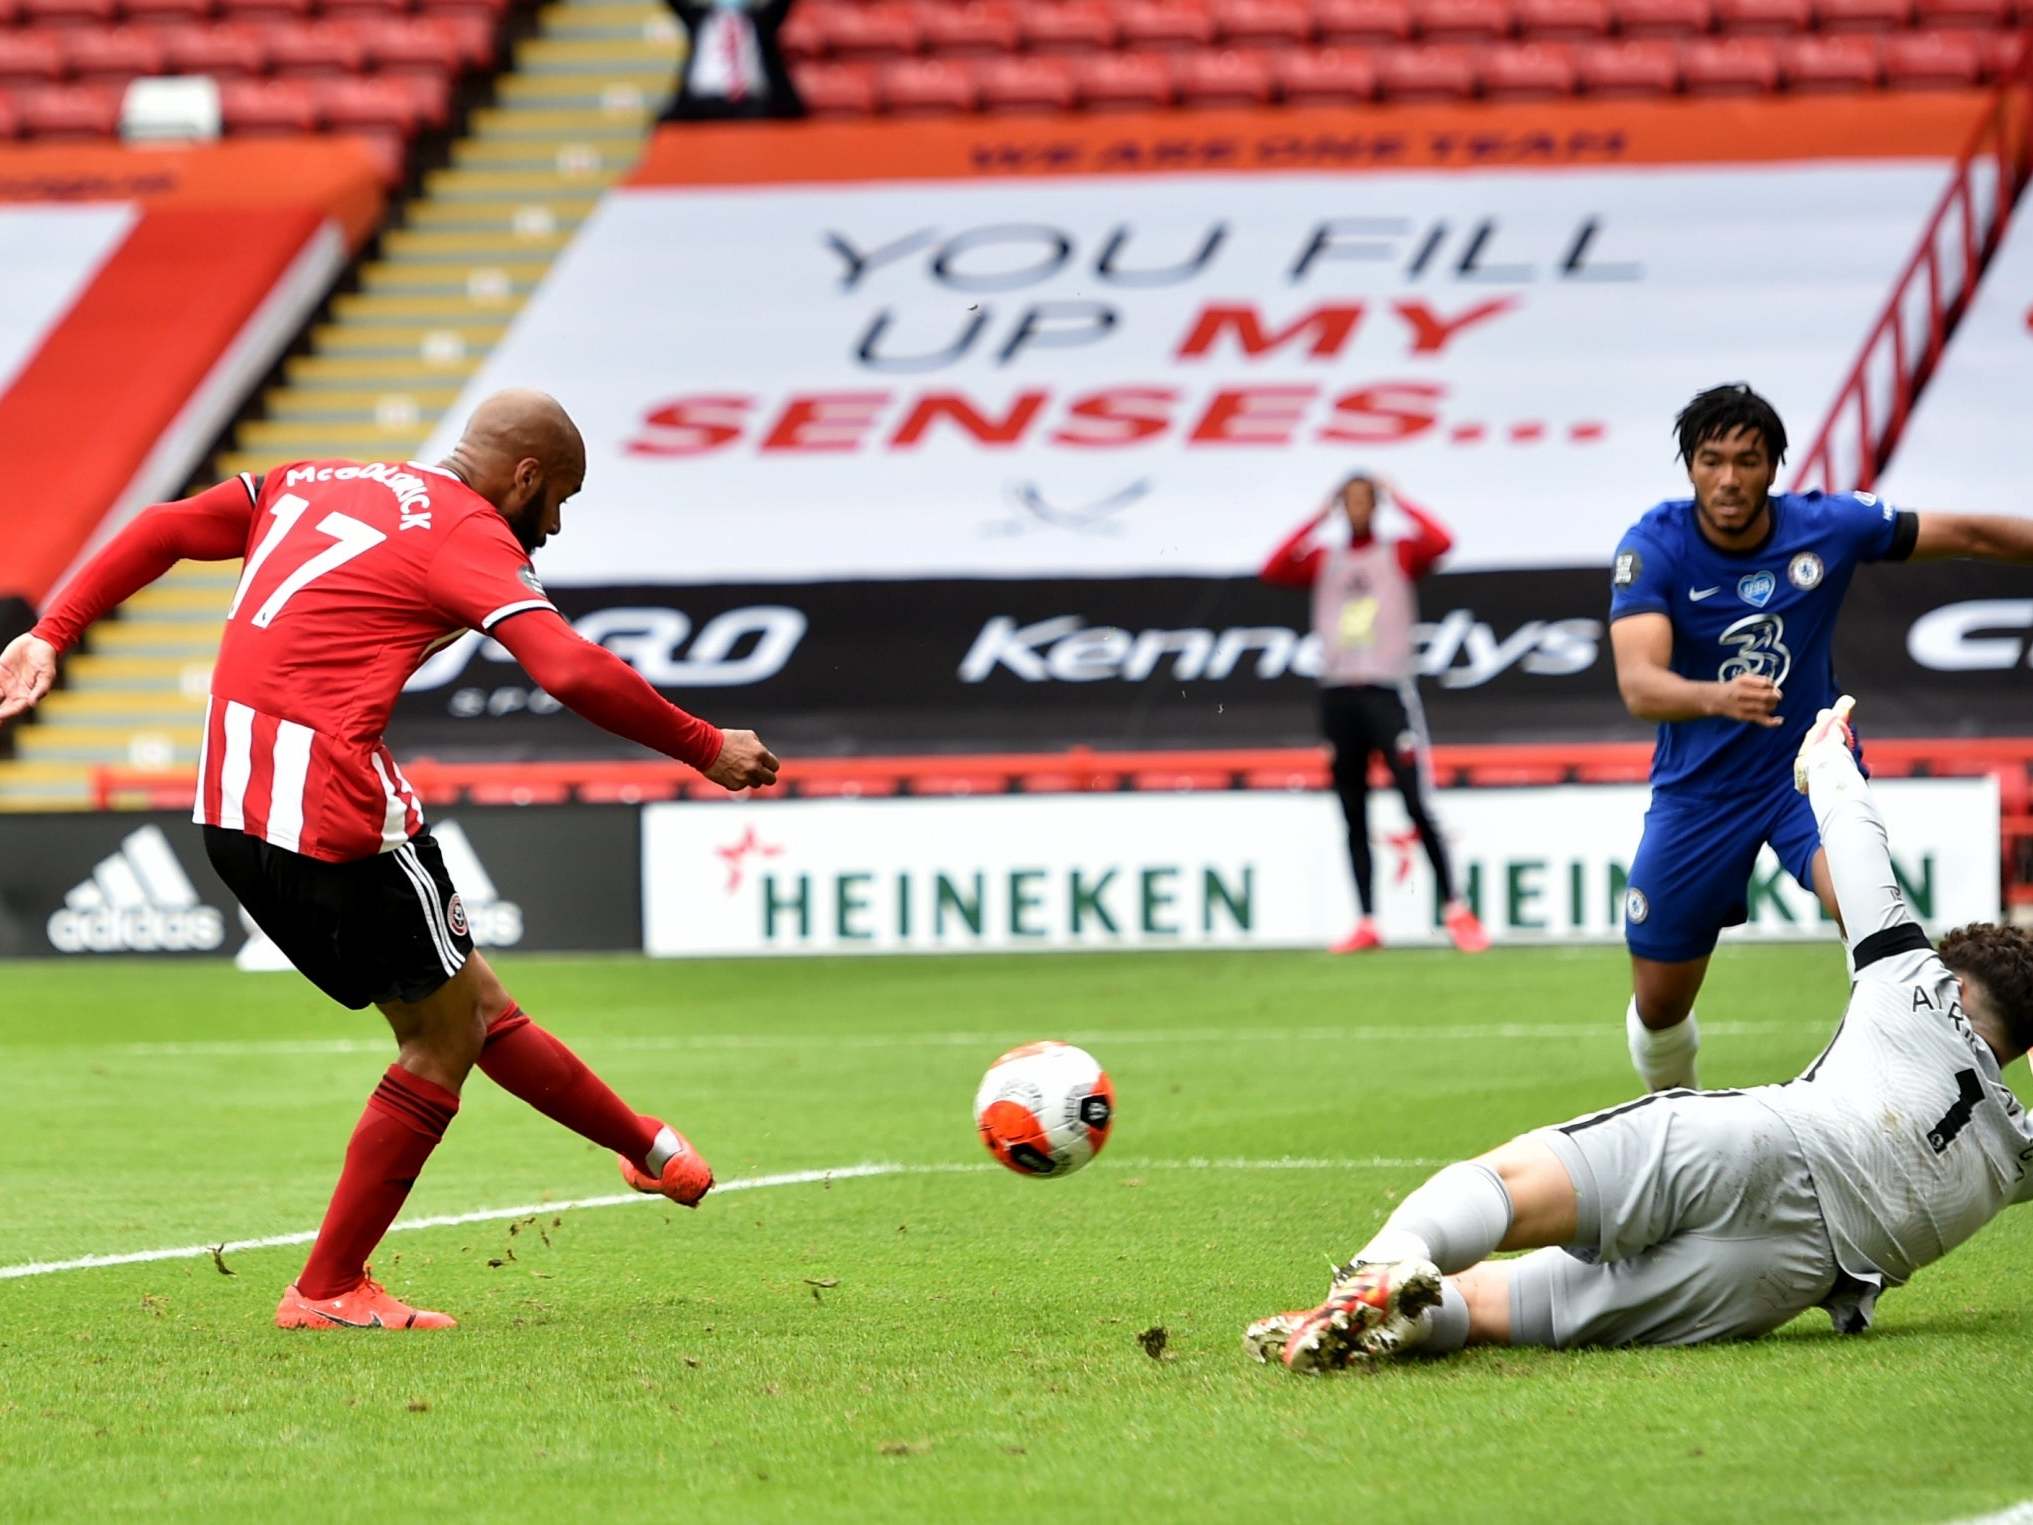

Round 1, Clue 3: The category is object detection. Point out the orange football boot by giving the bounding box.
[275,1276,456,1330]
[1443,901,1490,954]
[617,1123,714,1207]
[1331,918,1383,954]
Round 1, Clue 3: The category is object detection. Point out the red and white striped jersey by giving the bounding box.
[195,460,557,862]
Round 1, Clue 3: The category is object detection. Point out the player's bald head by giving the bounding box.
[440,389,586,551]
[456,389,585,480]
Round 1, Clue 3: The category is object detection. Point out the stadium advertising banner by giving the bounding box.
[0,139,386,621]
[391,560,2033,755]
[0,808,641,961]
[640,778,1999,957]
[423,99,1973,588]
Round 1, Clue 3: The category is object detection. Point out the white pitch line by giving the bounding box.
[1946,1505,2033,1525]
[0,1155,1442,1283]
[19,1020,1811,1061]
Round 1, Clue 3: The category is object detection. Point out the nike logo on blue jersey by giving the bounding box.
[1688,586,1720,600]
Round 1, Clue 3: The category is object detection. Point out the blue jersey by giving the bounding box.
[1609,490,1917,797]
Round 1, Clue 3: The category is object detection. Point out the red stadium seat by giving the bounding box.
[1613,0,1711,32]
[1913,0,2013,26]
[823,2,922,59]
[792,58,880,114]
[0,0,16,24]
[218,74,318,130]
[1116,0,1219,49]
[157,22,270,76]
[1814,0,1912,31]
[217,0,315,23]
[1513,0,1611,35]
[322,0,412,16]
[1020,0,1119,52]
[1714,0,1809,30]
[1678,34,1781,88]
[1575,35,1679,88]
[971,53,1080,109]
[777,2,827,58]
[1882,27,1983,82]
[878,55,978,111]
[18,81,120,135]
[1172,44,1274,101]
[358,16,491,74]
[1780,31,1879,86]
[64,26,167,82]
[1213,0,1313,43]
[1268,41,1379,97]
[0,31,65,83]
[389,65,447,124]
[314,72,417,131]
[21,0,116,27]
[1314,0,1415,39]
[123,0,218,24]
[1376,39,1479,94]
[1482,39,1578,92]
[1418,0,1516,39]
[264,19,368,75]
[0,93,17,138]
[1074,49,1175,105]
[915,0,1020,55]
[1979,28,2029,76]
[796,775,902,799]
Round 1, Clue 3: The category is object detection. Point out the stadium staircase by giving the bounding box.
[0,0,680,810]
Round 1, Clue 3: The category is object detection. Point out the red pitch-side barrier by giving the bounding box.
[89,737,2033,900]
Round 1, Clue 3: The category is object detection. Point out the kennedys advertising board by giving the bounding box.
[391,560,2033,755]
[640,779,1998,957]
[420,99,1973,586]
[0,808,640,960]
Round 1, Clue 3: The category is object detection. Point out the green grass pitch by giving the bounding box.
[4,945,2033,1523]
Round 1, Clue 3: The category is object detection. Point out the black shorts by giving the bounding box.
[1320,683,1421,766]
[203,826,474,1009]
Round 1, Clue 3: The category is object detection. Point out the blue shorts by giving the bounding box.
[1622,785,1823,963]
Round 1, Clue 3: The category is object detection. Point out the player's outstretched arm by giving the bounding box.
[1796,697,1919,973]
[1610,613,1783,726]
[490,608,779,790]
[0,480,257,721]
[1910,512,2033,563]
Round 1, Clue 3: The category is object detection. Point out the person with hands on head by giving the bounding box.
[1261,473,1487,956]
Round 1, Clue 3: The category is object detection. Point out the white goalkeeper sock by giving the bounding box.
[1626,998,1699,1091]
[1354,1161,1514,1275]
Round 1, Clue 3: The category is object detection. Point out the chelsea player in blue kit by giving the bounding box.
[1609,383,2033,1091]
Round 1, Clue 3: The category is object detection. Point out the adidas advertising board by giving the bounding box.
[391,563,2033,759]
[641,779,2000,957]
[0,809,641,959]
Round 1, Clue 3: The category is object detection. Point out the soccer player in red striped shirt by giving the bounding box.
[0,390,778,1331]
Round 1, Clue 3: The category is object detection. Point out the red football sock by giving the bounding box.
[296,1065,458,1301]
[477,1005,660,1168]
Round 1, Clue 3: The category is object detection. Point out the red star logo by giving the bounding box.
[715,826,782,893]
[1384,828,1422,884]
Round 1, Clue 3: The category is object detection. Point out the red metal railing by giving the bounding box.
[1792,39,2033,493]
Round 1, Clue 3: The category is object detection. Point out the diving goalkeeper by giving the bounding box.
[1247,696,2033,1369]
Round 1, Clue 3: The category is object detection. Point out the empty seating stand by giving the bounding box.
[0,0,499,145]
[767,0,2029,117]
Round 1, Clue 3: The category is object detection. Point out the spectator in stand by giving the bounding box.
[662,0,804,121]
[1261,476,1488,955]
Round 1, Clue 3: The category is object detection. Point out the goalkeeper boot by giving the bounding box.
[1242,1310,1310,1365]
[1283,1258,1445,1372]
[1793,693,1858,794]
